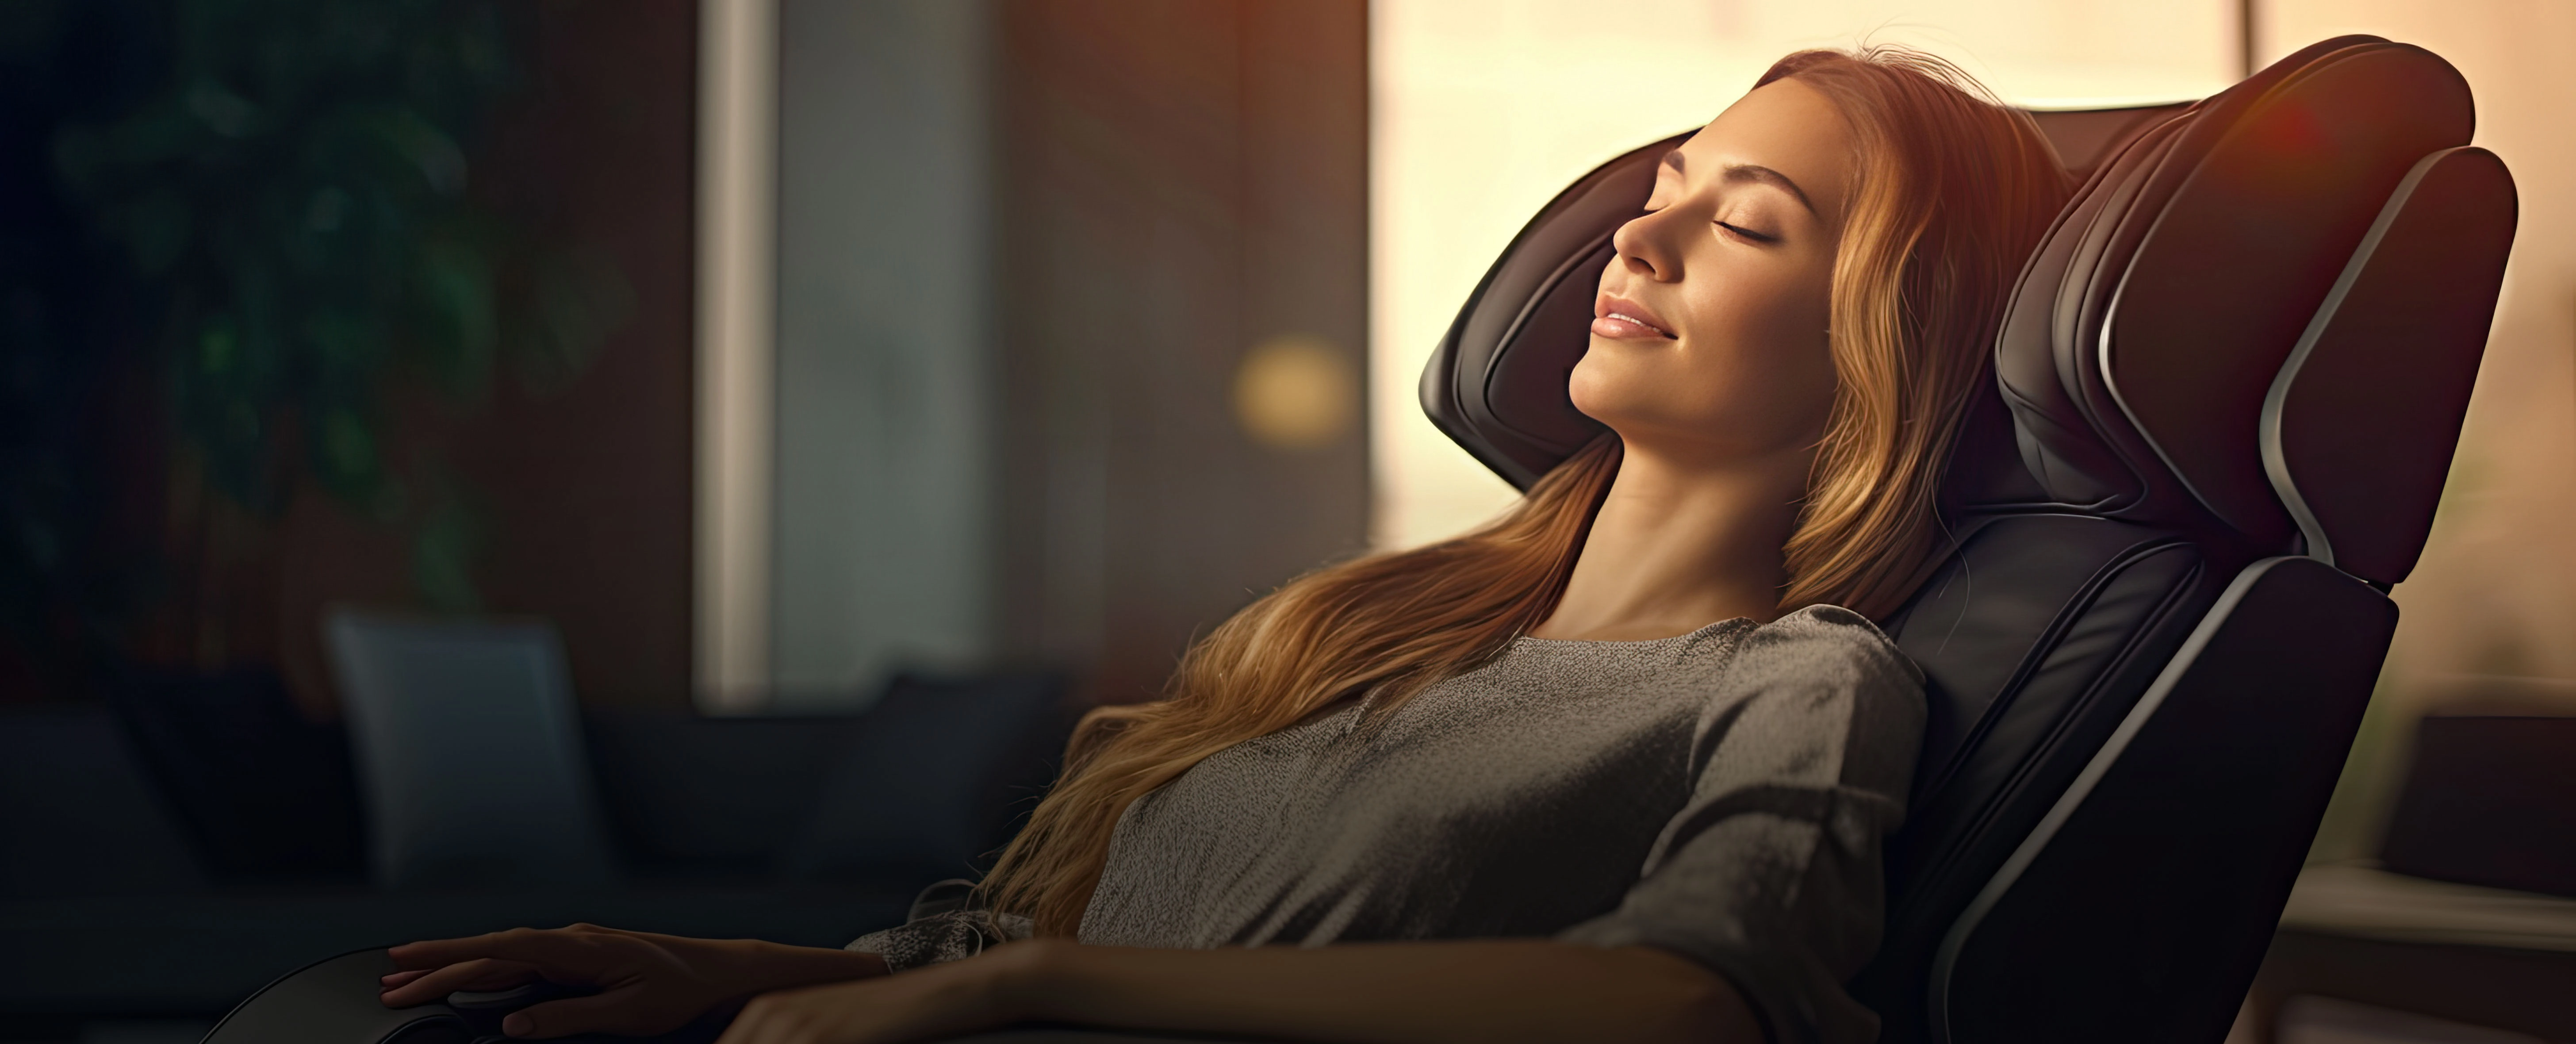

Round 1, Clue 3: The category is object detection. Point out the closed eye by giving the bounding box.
[1716,221,1777,244]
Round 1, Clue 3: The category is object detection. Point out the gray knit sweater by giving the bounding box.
[846,605,1925,1044]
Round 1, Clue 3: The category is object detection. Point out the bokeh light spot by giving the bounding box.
[1234,334,1357,450]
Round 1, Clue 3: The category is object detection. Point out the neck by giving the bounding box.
[1528,439,1812,642]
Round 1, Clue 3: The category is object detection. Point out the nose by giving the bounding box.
[1610,206,1684,282]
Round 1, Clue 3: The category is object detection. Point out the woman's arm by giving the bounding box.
[720,937,1763,1044]
[1013,937,1762,1044]
[380,925,890,1038]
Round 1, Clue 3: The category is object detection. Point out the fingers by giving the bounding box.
[389,923,620,971]
[379,969,433,990]
[388,932,506,970]
[377,965,534,994]
[378,958,538,1007]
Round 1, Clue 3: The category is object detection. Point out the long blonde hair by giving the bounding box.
[976,46,2072,937]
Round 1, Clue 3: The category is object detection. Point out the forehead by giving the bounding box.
[1666,78,1854,220]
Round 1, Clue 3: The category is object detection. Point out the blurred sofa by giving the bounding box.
[0,671,1074,1026]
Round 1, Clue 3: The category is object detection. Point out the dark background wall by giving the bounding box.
[267,0,703,714]
[0,0,702,714]
[0,3,1370,1030]
[1,0,1373,720]
[993,0,1372,706]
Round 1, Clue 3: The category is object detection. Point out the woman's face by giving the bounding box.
[1568,78,1855,467]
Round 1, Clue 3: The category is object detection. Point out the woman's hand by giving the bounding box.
[714,939,1048,1044]
[380,923,888,1040]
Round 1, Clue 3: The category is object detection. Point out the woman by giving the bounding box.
[379,46,2070,1044]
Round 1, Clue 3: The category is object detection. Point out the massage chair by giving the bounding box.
[1420,34,2516,1044]
[203,35,2515,1044]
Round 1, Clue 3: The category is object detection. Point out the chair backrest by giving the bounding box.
[324,606,617,890]
[1420,36,2516,1044]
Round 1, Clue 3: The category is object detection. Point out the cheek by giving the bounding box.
[1572,269,1836,450]
[1750,295,1838,426]
[1685,266,1837,435]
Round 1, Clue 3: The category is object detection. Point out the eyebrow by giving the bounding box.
[1660,150,1818,216]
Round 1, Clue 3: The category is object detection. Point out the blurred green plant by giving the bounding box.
[49,0,629,622]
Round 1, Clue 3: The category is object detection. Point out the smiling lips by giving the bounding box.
[1591,295,1676,340]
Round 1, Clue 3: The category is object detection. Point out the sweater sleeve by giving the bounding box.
[1553,605,1926,1044]
[843,877,1035,973]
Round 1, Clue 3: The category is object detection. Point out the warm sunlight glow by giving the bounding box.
[1370,0,2239,549]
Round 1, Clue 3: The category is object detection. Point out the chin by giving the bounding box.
[1566,343,1650,426]
[1564,350,1616,423]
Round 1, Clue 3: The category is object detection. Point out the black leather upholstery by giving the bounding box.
[1929,555,2398,1043]
[1993,37,2475,546]
[1422,35,2515,1044]
[2262,145,2515,585]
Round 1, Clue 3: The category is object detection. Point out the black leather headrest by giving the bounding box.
[1996,35,2482,551]
[1416,131,1682,488]
[2259,145,2514,584]
[1422,36,2515,587]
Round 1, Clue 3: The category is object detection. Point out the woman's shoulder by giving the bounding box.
[1727,603,1927,695]
[1756,602,1904,644]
